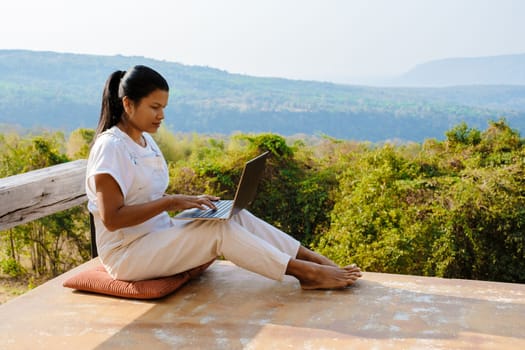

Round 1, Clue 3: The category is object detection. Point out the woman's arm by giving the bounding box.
[94,173,218,231]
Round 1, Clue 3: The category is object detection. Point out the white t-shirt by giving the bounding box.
[86,126,173,261]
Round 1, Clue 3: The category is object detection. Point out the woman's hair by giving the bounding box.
[95,65,169,137]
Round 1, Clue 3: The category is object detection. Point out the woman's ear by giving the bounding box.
[122,96,134,115]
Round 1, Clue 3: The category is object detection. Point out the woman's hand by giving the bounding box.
[168,194,220,211]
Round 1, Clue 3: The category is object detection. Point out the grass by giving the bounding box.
[0,277,29,304]
[0,275,49,304]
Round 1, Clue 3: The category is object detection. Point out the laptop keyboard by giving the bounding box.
[193,200,233,218]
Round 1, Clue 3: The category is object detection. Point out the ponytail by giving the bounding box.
[95,70,126,138]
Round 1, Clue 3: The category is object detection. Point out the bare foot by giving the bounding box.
[286,259,362,290]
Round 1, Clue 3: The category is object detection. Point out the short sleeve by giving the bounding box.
[86,134,134,201]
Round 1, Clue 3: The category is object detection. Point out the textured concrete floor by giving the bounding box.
[1,258,524,349]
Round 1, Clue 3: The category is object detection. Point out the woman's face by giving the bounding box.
[123,89,169,134]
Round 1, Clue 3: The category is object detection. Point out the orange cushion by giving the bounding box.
[63,260,214,300]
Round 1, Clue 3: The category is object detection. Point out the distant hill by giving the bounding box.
[0,50,524,142]
[394,53,525,87]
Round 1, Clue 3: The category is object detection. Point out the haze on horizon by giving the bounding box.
[1,0,524,84]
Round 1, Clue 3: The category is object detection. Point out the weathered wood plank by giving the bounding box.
[1,260,525,349]
[0,159,87,231]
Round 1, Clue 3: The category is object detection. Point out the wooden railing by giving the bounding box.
[0,159,87,231]
[0,159,97,256]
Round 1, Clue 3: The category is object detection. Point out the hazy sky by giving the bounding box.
[1,0,524,84]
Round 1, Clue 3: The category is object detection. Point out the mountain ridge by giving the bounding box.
[394,53,525,87]
[0,49,524,142]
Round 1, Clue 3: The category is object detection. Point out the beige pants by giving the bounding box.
[106,210,300,282]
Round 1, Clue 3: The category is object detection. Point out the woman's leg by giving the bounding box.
[113,217,296,281]
[233,211,346,266]
[231,210,300,257]
[296,245,337,266]
[233,210,362,289]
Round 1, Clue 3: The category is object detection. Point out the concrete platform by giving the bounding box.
[1,258,524,349]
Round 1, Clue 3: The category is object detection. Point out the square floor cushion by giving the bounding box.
[63,260,215,300]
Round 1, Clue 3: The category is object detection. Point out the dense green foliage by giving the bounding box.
[1,119,525,284]
[1,50,525,142]
[0,132,91,279]
[314,119,525,282]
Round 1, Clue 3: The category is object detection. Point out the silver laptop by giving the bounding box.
[173,151,270,220]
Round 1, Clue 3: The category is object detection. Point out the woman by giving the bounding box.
[86,65,361,289]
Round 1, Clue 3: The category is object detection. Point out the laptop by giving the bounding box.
[173,151,270,220]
